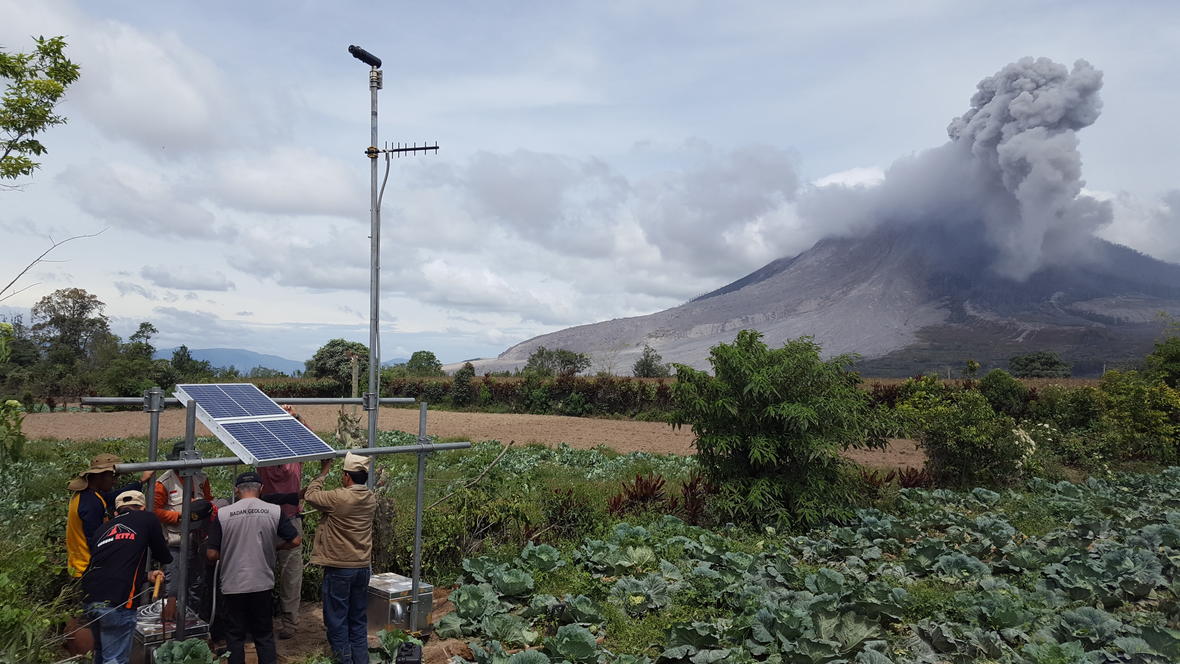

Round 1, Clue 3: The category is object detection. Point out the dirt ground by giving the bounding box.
[250,589,466,664]
[24,405,925,468]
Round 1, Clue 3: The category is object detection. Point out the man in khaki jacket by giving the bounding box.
[304,452,377,664]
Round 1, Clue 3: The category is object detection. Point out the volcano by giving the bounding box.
[473,225,1180,377]
[470,57,1179,377]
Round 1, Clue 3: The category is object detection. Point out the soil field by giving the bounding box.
[23,405,924,468]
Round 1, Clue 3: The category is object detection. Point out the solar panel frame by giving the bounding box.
[173,383,337,466]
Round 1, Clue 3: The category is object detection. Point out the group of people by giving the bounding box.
[66,408,379,664]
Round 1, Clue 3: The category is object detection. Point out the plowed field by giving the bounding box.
[23,405,924,468]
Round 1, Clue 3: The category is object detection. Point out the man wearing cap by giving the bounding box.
[257,405,306,639]
[152,440,215,614]
[66,454,154,578]
[304,452,377,664]
[82,490,171,664]
[206,471,301,664]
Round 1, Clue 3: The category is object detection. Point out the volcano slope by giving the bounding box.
[476,226,1180,377]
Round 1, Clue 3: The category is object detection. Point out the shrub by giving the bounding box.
[0,400,25,466]
[978,369,1029,418]
[1028,384,1103,431]
[251,377,341,398]
[450,362,477,407]
[1097,370,1180,464]
[899,389,1028,487]
[632,344,671,378]
[1146,335,1180,388]
[669,331,886,527]
[1009,351,1071,378]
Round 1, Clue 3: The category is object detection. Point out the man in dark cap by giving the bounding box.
[206,472,301,664]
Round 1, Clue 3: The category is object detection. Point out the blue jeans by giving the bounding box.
[85,602,136,664]
[321,566,371,664]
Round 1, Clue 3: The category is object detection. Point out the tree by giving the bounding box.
[1145,335,1180,388]
[1008,351,1071,378]
[305,339,369,390]
[30,288,111,363]
[1,38,91,304]
[405,350,444,377]
[0,321,11,364]
[1,36,80,182]
[669,330,886,527]
[963,359,981,379]
[247,366,287,379]
[632,344,671,378]
[171,345,212,378]
[522,346,591,377]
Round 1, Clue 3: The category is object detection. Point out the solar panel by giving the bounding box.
[173,383,336,466]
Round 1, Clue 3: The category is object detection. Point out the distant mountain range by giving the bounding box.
[153,347,305,374]
[152,347,410,375]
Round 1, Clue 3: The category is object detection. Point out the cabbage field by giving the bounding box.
[436,469,1180,664]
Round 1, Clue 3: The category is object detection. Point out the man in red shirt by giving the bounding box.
[257,405,305,639]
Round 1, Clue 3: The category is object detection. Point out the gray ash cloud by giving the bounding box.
[803,57,1113,280]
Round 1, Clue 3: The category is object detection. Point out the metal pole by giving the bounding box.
[365,60,383,489]
[175,401,196,639]
[410,403,428,631]
[81,396,416,407]
[144,388,162,512]
[143,388,163,573]
[113,442,473,474]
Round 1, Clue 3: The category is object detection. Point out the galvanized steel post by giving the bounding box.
[175,400,197,639]
[410,402,428,630]
[364,53,383,489]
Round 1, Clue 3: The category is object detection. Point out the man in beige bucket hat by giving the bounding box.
[66,453,154,578]
[304,452,377,664]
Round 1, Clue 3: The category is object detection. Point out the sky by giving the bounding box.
[2,0,1178,365]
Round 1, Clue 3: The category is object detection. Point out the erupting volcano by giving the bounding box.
[475,57,1180,376]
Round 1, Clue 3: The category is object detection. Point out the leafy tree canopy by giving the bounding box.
[406,350,444,377]
[305,338,369,390]
[523,346,590,377]
[669,330,886,527]
[1,36,80,181]
[632,344,671,378]
[1008,351,1071,378]
[30,287,111,363]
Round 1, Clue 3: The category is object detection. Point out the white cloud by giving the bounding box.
[141,266,235,291]
[58,162,229,239]
[209,147,365,217]
[1099,190,1180,264]
[113,281,156,300]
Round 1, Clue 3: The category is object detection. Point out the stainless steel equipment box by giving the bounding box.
[130,602,209,664]
[367,571,433,634]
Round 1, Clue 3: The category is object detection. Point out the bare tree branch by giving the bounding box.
[0,282,40,302]
[427,440,515,509]
[0,228,107,302]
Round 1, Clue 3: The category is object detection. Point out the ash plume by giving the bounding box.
[803,57,1112,280]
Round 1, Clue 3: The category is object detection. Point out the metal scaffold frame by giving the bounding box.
[80,392,468,641]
